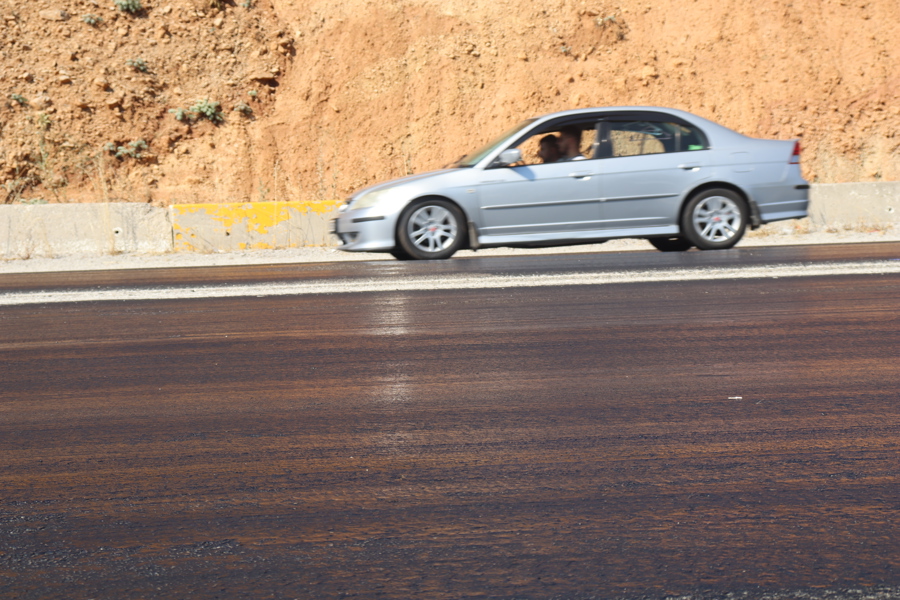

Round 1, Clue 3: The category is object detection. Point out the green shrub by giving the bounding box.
[168,100,225,124]
[114,0,142,14]
[168,107,190,122]
[233,102,253,116]
[126,58,149,73]
[190,99,224,123]
[10,93,28,106]
[81,13,102,25]
[106,139,148,159]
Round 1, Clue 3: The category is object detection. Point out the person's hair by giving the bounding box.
[539,134,559,147]
[559,126,581,140]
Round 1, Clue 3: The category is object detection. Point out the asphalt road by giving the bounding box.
[1,243,899,599]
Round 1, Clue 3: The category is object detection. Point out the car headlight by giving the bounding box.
[350,186,399,211]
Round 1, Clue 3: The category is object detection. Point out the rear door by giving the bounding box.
[597,116,711,231]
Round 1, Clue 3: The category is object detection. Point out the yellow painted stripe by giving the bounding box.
[170,200,342,234]
[170,200,343,252]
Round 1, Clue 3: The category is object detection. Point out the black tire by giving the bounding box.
[390,248,413,261]
[396,198,466,260]
[649,237,694,252]
[680,188,747,250]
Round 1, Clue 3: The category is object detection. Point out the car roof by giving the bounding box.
[528,106,748,144]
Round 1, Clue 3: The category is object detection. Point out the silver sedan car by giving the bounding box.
[331,107,809,260]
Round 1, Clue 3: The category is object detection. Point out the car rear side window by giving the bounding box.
[600,120,708,158]
[676,123,708,151]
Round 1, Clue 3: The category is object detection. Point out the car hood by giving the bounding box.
[349,168,459,199]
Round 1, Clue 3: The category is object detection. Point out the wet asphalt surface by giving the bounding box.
[3,241,900,292]
[1,243,899,599]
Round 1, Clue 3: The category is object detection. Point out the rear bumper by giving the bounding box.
[752,183,810,224]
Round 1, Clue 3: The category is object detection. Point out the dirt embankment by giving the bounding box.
[1,0,898,206]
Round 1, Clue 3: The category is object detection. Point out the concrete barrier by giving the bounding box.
[807,182,900,230]
[0,203,172,260]
[0,200,341,259]
[0,184,897,260]
[171,200,340,253]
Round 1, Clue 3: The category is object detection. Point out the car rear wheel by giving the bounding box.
[649,237,694,252]
[681,189,747,250]
[397,198,466,260]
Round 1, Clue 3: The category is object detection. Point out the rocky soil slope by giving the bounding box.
[1,0,898,205]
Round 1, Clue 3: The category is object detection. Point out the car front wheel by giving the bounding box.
[396,198,466,260]
[649,237,694,252]
[681,189,747,250]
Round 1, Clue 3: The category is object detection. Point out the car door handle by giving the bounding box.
[569,171,593,179]
[678,163,701,171]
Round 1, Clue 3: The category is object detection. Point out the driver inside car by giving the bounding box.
[538,134,561,163]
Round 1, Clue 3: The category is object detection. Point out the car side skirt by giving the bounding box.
[476,225,680,247]
[759,209,809,224]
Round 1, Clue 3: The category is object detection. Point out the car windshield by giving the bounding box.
[453,118,537,167]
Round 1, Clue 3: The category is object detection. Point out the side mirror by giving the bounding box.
[495,148,522,167]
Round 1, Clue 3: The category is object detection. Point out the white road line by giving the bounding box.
[1,261,899,306]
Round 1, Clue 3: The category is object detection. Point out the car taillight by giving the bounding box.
[790,141,801,164]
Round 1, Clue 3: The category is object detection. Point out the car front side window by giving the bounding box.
[507,121,600,166]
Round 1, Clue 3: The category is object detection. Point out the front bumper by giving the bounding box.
[331,210,398,252]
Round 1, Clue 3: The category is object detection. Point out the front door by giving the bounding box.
[476,161,601,237]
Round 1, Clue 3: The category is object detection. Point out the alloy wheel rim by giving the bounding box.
[692,196,742,242]
[408,205,457,252]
